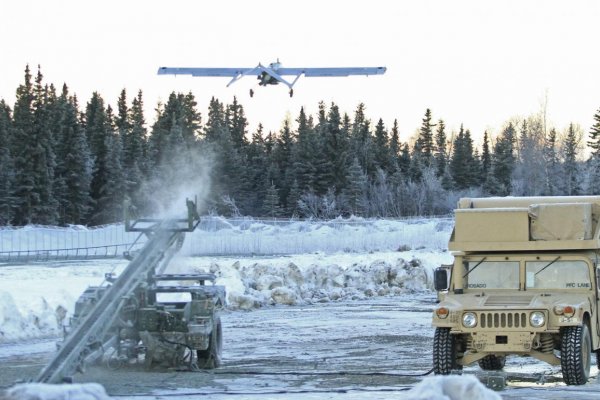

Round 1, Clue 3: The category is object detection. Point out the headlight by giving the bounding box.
[530,311,545,327]
[462,312,477,328]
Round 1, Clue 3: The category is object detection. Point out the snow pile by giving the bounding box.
[0,291,67,342]
[0,260,125,343]
[3,383,110,400]
[177,250,452,309]
[405,375,501,400]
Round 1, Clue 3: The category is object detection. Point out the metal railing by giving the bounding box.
[0,243,146,264]
[0,216,454,262]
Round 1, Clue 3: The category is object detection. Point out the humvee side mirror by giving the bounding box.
[434,268,449,291]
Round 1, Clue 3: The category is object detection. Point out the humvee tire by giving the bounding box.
[197,317,223,369]
[433,327,462,374]
[561,324,591,385]
[478,355,506,370]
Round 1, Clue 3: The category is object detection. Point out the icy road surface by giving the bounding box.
[2,295,600,399]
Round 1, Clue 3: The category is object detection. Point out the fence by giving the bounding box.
[0,216,454,263]
[0,224,146,263]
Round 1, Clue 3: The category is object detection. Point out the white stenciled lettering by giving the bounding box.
[468,283,486,288]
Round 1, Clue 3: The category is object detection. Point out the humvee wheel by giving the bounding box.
[561,324,591,385]
[197,317,222,369]
[433,327,462,374]
[478,355,506,370]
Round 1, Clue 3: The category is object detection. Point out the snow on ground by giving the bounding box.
[406,375,501,400]
[3,382,110,400]
[0,218,452,343]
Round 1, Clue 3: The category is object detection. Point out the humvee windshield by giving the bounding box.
[526,260,591,290]
[464,261,519,289]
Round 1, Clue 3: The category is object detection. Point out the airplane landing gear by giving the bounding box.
[289,89,294,97]
[249,89,254,98]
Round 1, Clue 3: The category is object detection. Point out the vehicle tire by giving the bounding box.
[197,317,222,369]
[433,327,462,374]
[478,354,506,370]
[561,324,591,385]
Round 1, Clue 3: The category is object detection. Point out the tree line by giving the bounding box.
[1,65,600,226]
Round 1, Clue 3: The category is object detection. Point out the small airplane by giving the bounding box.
[157,60,386,97]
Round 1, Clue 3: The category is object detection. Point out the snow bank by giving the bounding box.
[0,260,126,343]
[406,375,501,400]
[0,291,67,342]
[172,250,452,309]
[3,383,110,400]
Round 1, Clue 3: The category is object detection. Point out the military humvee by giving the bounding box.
[432,196,600,385]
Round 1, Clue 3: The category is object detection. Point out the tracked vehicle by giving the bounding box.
[36,200,225,384]
[433,196,600,385]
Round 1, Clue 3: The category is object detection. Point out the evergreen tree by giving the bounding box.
[373,118,390,172]
[587,107,600,192]
[543,128,560,195]
[587,106,600,155]
[93,106,125,223]
[481,131,491,179]
[243,124,268,213]
[398,143,411,178]
[286,179,302,216]
[0,101,16,224]
[54,85,92,224]
[321,103,349,193]
[116,89,131,134]
[563,123,581,195]
[434,119,447,178]
[409,146,424,182]
[125,90,148,209]
[415,108,435,166]
[226,96,248,149]
[85,92,112,224]
[271,118,295,206]
[350,103,375,176]
[449,125,477,190]
[203,97,249,212]
[263,181,283,217]
[292,107,318,192]
[490,123,516,195]
[12,66,58,224]
[389,119,401,171]
[344,157,368,215]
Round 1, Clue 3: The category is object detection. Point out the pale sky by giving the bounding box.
[2,0,599,144]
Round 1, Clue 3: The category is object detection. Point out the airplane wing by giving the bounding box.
[276,67,386,77]
[157,67,258,77]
